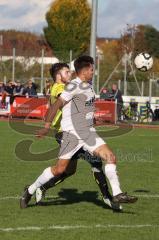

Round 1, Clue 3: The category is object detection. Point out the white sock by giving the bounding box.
[105,164,122,196]
[28,167,54,195]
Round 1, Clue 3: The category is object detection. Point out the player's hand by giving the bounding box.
[35,127,50,138]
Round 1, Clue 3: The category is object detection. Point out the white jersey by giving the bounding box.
[60,78,95,134]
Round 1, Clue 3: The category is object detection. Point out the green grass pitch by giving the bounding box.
[0,120,159,240]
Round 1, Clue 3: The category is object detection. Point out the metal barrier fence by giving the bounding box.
[1,47,159,98]
[0,48,74,93]
[102,80,159,98]
[121,100,159,124]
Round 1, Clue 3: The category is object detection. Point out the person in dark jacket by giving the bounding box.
[23,80,38,97]
[13,81,24,96]
[5,81,15,95]
[4,81,15,104]
[111,84,123,121]
[100,88,111,100]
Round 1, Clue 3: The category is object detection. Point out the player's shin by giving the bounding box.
[28,167,54,195]
[92,167,112,200]
[105,164,122,196]
[42,172,68,190]
[35,171,75,203]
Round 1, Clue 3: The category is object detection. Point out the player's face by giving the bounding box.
[59,67,71,83]
[83,64,94,81]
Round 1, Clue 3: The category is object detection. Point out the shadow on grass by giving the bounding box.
[29,188,136,214]
[134,189,150,193]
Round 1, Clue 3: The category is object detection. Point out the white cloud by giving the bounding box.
[0,0,26,9]
[0,0,52,32]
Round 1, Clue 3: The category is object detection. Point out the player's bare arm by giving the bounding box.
[36,97,66,138]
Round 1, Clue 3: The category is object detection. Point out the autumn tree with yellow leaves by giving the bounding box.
[44,0,91,61]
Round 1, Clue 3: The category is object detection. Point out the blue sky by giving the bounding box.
[0,0,159,37]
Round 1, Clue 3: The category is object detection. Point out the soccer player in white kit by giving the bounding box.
[20,56,137,208]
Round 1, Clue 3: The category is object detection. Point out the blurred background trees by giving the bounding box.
[44,0,91,61]
[1,4,159,96]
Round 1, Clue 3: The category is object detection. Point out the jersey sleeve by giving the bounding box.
[60,82,78,102]
[55,84,64,98]
[51,84,64,98]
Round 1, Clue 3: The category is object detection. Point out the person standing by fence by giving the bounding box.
[110,84,123,121]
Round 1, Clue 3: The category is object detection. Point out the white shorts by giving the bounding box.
[58,128,106,159]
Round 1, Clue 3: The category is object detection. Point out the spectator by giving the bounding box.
[23,80,38,97]
[0,82,6,108]
[0,81,5,94]
[4,81,15,104]
[111,84,123,121]
[43,80,51,97]
[154,106,159,121]
[13,81,24,96]
[100,88,110,100]
[5,81,15,95]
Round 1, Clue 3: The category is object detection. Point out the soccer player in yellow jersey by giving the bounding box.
[20,62,125,211]
[50,70,66,133]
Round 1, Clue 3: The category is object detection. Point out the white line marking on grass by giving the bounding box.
[0,196,20,200]
[0,224,159,232]
[134,194,159,198]
[134,135,159,137]
[1,194,159,201]
[0,195,59,200]
[96,224,159,228]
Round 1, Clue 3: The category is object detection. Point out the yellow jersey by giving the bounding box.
[50,83,65,132]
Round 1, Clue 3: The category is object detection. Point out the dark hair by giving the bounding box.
[74,55,94,73]
[50,63,69,81]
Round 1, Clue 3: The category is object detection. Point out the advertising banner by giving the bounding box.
[94,100,116,123]
[10,97,48,119]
